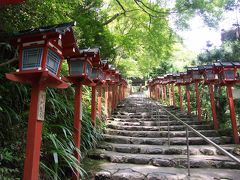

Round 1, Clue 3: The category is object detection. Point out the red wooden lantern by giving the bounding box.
[109,68,117,111]
[198,65,218,84]
[187,67,203,122]
[197,65,219,130]
[181,72,192,115]
[213,61,240,85]
[79,48,101,127]
[66,56,93,85]
[6,22,78,180]
[187,67,203,82]
[175,73,183,111]
[65,47,102,180]
[112,70,121,109]
[182,72,192,85]
[165,74,174,106]
[213,61,240,144]
[175,73,184,85]
[102,62,112,118]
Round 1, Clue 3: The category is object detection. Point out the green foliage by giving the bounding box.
[0,66,103,179]
[0,0,236,178]
[174,0,230,29]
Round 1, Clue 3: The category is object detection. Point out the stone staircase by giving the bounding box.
[89,93,240,179]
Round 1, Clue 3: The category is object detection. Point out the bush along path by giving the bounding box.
[88,93,240,180]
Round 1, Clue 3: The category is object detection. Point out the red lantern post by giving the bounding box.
[213,62,240,144]
[104,84,109,117]
[175,73,184,111]
[5,22,78,180]
[65,47,98,180]
[84,48,103,127]
[181,72,192,115]
[98,86,102,119]
[167,74,176,106]
[187,67,204,122]
[199,65,219,130]
[104,64,114,116]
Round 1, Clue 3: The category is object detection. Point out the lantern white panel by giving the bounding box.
[224,69,235,80]
[86,62,92,77]
[46,49,61,75]
[70,60,84,76]
[91,68,98,79]
[22,48,43,70]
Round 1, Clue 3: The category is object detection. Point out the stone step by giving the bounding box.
[95,163,240,180]
[104,129,219,137]
[106,124,213,131]
[112,113,190,118]
[107,120,203,126]
[110,117,195,122]
[89,150,240,169]
[103,134,232,145]
[97,143,240,156]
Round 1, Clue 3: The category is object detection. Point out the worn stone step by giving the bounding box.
[95,163,240,180]
[89,150,240,169]
[97,143,240,156]
[104,129,219,137]
[106,124,213,131]
[110,117,195,122]
[103,134,232,145]
[107,120,203,126]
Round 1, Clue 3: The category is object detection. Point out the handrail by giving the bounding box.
[155,101,240,164]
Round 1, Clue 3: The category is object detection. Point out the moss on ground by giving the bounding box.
[82,157,108,179]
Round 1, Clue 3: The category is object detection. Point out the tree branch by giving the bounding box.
[103,9,140,26]
[103,12,125,25]
[137,0,170,15]
[134,0,159,17]
[0,48,18,67]
[0,57,18,67]
[115,0,127,13]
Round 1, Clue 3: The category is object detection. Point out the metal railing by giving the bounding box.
[146,98,240,177]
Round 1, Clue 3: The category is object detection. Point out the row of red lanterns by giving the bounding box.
[5,22,128,180]
[148,62,240,144]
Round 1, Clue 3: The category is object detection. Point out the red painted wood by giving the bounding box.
[164,85,167,101]
[168,84,172,105]
[186,85,191,115]
[178,85,183,111]
[0,0,24,5]
[108,85,112,116]
[161,85,164,102]
[6,71,69,89]
[104,84,109,118]
[195,82,202,122]
[172,84,176,107]
[226,86,239,144]
[98,86,102,119]
[208,84,219,130]
[72,84,82,180]
[91,86,96,127]
[112,85,115,111]
[23,83,45,180]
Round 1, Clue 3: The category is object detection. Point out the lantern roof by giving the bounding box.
[172,73,178,78]
[198,65,214,73]
[13,22,80,58]
[187,67,199,72]
[232,62,240,67]
[180,72,187,77]
[214,61,240,68]
[80,47,100,66]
